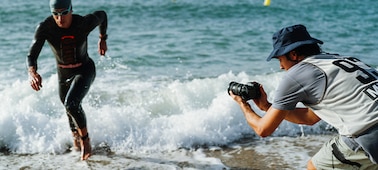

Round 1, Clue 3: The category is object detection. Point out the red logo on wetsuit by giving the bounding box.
[60,35,77,64]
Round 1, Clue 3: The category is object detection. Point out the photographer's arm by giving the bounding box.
[251,84,321,125]
[230,92,287,137]
[284,108,321,125]
[252,85,271,111]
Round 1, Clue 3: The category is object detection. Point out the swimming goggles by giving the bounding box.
[52,5,72,16]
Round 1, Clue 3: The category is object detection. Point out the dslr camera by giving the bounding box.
[228,81,261,101]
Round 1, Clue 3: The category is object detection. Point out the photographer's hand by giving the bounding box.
[230,89,285,137]
[229,91,248,105]
[252,85,271,112]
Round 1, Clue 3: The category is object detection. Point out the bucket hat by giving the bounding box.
[266,24,323,61]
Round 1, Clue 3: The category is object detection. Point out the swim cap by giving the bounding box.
[50,0,71,11]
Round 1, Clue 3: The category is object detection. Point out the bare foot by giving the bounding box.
[72,131,81,151]
[81,137,92,160]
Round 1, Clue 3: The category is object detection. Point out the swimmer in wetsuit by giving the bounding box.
[26,0,108,160]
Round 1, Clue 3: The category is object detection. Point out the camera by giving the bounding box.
[228,81,261,101]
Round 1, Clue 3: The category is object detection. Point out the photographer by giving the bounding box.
[229,24,378,169]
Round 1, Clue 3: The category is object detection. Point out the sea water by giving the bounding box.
[1,0,378,169]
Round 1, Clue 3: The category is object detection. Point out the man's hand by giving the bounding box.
[229,84,271,112]
[252,85,271,112]
[98,38,107,56]
[229,90,246,105]
[28,67,42,91]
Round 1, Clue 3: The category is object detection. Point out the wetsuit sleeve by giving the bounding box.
[84,11,107,35]
[26,24,46,70]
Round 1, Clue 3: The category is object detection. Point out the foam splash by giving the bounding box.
[0,69,329,154]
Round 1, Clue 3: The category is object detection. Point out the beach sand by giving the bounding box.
[0,135,332,170]
[205,135,332,170]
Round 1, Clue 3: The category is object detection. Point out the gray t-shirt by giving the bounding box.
[276,54,378,164]
[272,54,378,136]
[272,60,326,110]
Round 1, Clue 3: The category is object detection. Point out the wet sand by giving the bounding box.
[0,135,332,170]
[204,134,332,169]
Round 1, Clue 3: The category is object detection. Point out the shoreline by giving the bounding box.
[204,134,333,169]
[0,135,333,170]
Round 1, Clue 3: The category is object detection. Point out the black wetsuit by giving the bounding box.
[27,11,107,131]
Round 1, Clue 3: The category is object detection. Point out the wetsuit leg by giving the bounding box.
[59,78,77,131]
[58,59,96,130]
[64,75,91,129]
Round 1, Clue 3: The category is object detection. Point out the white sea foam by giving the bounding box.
[4,0,373,168]
[0,69,329,156]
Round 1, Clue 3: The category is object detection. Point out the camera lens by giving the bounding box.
[228,81,261,100]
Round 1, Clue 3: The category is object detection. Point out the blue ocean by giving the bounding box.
[1,0,378,169]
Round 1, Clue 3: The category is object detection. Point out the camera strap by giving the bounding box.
[331,143,361,168]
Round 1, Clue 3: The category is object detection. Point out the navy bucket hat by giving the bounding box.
[266,24,323,61]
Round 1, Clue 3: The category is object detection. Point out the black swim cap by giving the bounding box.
[50,0,71,11]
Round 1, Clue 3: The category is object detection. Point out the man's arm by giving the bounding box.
[230,84,321,137]
[253,84,321,125]
[241,101,287,137]
[27,24,45,69]
[92,10,107,36]
[92,11,108,55]
[232,95,320,137]
[284,107,321,125]
[28,66,42,91]
[230,91,287,137]
[26,24,45,91]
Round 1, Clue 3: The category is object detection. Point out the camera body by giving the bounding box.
[228,81,261,101]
